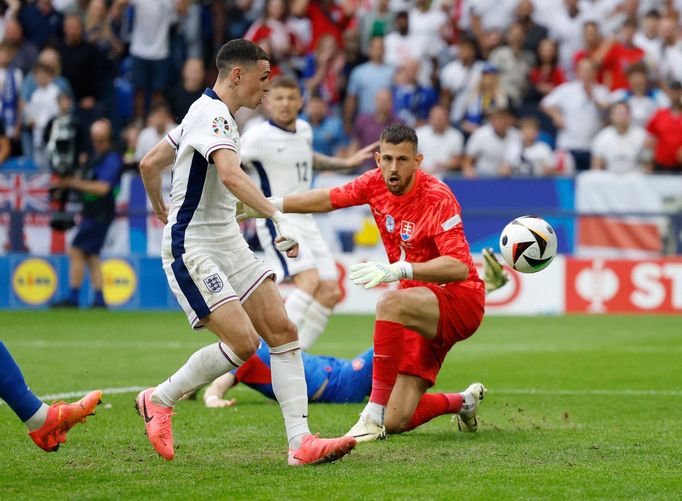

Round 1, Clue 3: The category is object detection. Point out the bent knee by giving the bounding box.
[224,330,260,361]
[316,280,341,307]
[376,290,409,321]
[265,318,299,347]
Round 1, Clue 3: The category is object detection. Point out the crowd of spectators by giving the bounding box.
[1,0,682,179]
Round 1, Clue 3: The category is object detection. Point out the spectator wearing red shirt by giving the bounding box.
[574,20,643,91]
[646,81,682,173]
[526,38,566,104]
[244,0,302,63]
[290,0,352,52]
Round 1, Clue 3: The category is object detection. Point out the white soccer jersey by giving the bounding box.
[241,119,314,197]
[162,88,244,256]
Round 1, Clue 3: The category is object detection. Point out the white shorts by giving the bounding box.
[163,245,274,329]
[256,214,337,283]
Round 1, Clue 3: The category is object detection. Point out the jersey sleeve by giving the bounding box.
[186,103,238,162]
[431,197,471,261]
[329,171,374,208]
[165,125,182,151]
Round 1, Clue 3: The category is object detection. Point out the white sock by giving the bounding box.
[153,342,244,408]
[285,289,313,329]
[298,299,332,350]
[460,391,476,414]
[270,340,310,449]
[361,401,386,426]
[24,403,49,431]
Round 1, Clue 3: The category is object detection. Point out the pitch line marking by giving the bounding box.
[3,386,682,407]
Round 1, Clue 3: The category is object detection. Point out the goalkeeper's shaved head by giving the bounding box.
[380,124,418,153]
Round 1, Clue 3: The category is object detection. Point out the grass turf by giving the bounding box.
[0,311,681,500]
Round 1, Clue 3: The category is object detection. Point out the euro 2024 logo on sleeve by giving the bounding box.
[212,117,230,137]
[102,259,137,306]
[12,258,57,305]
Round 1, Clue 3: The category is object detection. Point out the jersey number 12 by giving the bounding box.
[295,161,309,182]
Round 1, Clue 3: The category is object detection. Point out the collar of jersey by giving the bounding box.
[203,87,237,121]
[388,169,422,199]
[268,119,296,134]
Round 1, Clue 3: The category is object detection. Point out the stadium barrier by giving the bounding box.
[3,253,682,314]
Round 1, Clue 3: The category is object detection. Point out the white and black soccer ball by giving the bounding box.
[499,216,557,273]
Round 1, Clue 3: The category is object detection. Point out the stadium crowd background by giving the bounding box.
[2,0,682,178]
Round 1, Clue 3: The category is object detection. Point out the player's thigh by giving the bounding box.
[242,278,297,348]
[385,374,430,434]
[376,287,440,340]
[202,301,260,361]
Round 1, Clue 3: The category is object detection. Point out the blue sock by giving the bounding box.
[0,342,43,422]
[69,287,79,304]
[93,290,105,306]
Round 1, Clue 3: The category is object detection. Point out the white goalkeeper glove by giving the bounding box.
[271,210,299,253]
[349,261,413,289]
[236,197,283,223]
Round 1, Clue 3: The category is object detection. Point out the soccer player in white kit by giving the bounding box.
[135,40,356,465]
[241,76,376,349]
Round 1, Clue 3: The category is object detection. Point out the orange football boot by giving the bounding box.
[135,388,175,460]
[288,433,356,466]
[28,390,103,452]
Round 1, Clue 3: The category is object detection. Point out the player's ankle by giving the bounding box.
[361,401,386,425]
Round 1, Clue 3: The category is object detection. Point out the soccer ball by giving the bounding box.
[499,216,557,273]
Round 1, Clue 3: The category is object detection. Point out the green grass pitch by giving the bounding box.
[1,311,681,500]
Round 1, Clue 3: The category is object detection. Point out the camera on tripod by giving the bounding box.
[47,109,81,231]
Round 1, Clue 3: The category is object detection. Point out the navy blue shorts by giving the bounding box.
[71,217,113,255]
[131,56,168,93]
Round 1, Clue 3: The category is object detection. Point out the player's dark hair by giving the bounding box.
[270,75,300,91]
[380,124,418,151]
[216,39,270,79]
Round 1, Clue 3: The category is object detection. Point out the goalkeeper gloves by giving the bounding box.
[349,261,413,289]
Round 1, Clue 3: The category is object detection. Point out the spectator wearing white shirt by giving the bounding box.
[408,0,448,86]
[489,22,534,106]
[610,62,669,128]
[416,105,464,178]
[658,16,682,84]
[113,0,185,120]
[541,58,610,171]
[384,12,419,69]
[134,102,176,162]
[462,106,521,177]
[546,0,588,76]
[25,63,60,169]
[634,9,662,71]
[511,116,557,176]
[592,101,650,173]
[439,36,484,125]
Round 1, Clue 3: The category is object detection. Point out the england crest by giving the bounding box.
[400,220,415,241]
[203,273,224,293]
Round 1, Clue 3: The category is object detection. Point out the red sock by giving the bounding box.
[369,320,404,406]
[404,393,464,431]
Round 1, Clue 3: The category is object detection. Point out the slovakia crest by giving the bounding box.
[203,273,224,293]
[400,220,415,241]
[385,215,395,233]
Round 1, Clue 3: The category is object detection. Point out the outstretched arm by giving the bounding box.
[203,373,238,408]
[312,142,378,171]
[350,255,469,289]
[140,139,176,224]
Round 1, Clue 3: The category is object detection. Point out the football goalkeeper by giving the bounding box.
[238,124,506,442]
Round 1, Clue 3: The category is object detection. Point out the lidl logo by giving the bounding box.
[12,259,57,305]
[102,259,137,306]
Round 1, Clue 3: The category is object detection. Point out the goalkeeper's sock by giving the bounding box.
[270,340,310,450]
[153,342,244,408]
[404,393,464,431]
[93,290,105,307]
[69,287,79,304]
[0,341,44,424]
[361,320,404,425]
[285,289,313,331]
[298,299,332,350]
